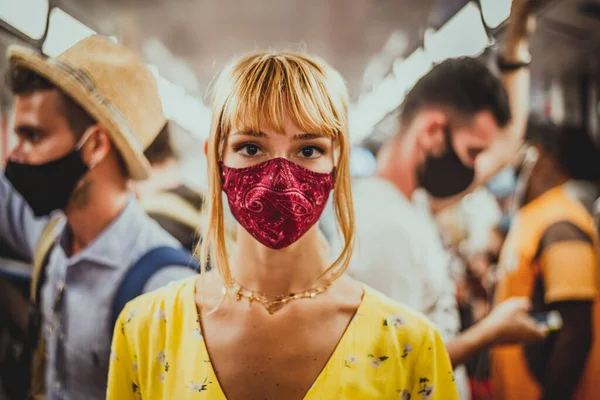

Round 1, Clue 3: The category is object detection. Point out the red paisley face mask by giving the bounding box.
[220,158,334,249]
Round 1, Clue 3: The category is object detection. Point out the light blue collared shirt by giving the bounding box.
[0,174,196,400]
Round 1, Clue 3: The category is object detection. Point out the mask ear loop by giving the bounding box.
[75,127,98,170]
[511,146,539,213]
[75,127,95,151]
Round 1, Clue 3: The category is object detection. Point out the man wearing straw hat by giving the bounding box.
[0,36,196,399]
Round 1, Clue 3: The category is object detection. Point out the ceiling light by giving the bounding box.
[150,64,211,139]
[393,48,433,92]
[424,2,490,63]
[350,75,405,144]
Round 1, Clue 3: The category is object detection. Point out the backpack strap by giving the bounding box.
[29,214,65,400]
[110,246,200,331]
[30,215,65,304]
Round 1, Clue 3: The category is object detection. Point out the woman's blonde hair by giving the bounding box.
[198,51,355,291]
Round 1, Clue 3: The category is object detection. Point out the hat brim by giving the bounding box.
[8,46,151,180]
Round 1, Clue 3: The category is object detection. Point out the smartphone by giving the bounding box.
[530,310,563,331]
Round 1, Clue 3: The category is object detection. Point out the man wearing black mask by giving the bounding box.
[0,36,195,399]
[329,1,546,399]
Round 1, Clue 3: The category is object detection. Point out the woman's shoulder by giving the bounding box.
[118,275,197,333]
[348,283,450,377]
[360,283,437,339]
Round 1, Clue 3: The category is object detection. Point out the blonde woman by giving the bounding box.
[106,52,458,399]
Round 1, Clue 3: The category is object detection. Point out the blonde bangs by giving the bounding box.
[199,51,355,299]
[218,53,347,139]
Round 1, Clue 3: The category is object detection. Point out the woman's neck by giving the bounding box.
[229,227,330,296]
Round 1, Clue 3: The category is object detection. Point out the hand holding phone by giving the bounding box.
[530,310,563,331]
[485,297,549,345]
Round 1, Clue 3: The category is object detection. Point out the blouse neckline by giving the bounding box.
[184,277,370,399]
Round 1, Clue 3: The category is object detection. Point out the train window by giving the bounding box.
[480,0,512,29]
[0,0,49,40]
[42,7,95,57]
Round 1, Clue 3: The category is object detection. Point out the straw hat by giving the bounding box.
[8,35,165,180]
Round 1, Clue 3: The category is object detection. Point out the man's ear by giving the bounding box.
[415,110,448,156]
[204,140,208,157]
[80,124,111,168]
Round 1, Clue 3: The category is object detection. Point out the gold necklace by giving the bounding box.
[231,281,330,314]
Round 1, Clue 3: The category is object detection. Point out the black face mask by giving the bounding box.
[417,129,476,198]
[5,137,90,217]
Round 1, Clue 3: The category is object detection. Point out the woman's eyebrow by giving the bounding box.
[293,132,325,141]
[232,131,267,138]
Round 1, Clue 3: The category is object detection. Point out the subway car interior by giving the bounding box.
[0,0,600,399]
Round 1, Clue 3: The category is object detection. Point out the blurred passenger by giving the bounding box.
[330,1,541,399]
[136,122,206,252]
[0,36,195,399]
[492,117,600,400]
[107,51,459,399]
[486,166,519,248]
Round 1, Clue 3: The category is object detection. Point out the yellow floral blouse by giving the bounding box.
[107,277,458,399]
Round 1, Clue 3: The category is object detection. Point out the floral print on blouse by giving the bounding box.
[107,277,458,399]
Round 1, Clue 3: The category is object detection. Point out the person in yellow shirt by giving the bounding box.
[106,51,459,399]
[492,117,600,400]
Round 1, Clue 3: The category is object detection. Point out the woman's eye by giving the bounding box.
[298,146,324,159]
[237,143,263,157]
